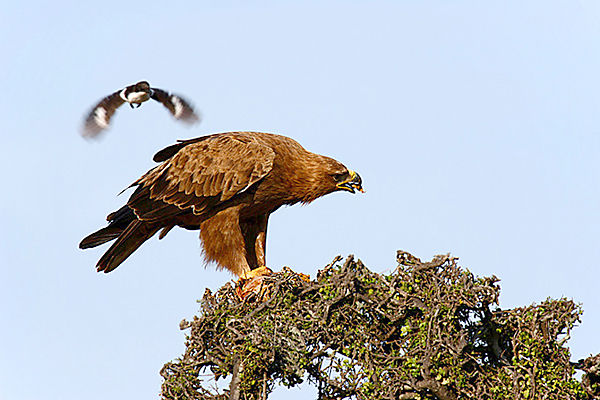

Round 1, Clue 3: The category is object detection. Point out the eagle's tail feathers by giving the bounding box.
[79,226,123,249]
[79,204,137,249]
[96,220,160,273]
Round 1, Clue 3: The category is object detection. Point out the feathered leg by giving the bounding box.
[199,206,252,277]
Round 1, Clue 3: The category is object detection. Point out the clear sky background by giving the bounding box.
[2,1,600,399]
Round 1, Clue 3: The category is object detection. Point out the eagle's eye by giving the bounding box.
[332,172,347,182]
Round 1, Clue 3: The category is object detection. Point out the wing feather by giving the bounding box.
[82,90,125,137]
[128,133,275,222]
[150,88,200,123]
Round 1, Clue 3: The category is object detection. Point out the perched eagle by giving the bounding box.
[82,81,200,137]
[79,131,364,278]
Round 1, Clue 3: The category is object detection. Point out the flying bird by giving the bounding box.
[82,81,200,137]
[79,131,364,279]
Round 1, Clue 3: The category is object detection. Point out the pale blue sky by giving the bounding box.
[2,1,600,399]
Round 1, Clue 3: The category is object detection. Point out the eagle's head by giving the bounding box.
[290,153,364,204]
[333,169,364,194]
[317,157,364,194]
[305,157,364,201]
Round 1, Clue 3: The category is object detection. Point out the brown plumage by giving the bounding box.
[79,131,364,277]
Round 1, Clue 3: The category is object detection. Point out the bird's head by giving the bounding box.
[333,169,364,194]
[296,155,364,204]
[134,81,151,92]
[322,158,364,195]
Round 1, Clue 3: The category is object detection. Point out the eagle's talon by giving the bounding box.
[239,266,273,281]
[235,267,274,300]
[235,267,312,301]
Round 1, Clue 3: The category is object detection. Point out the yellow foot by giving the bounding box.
[239,266,273,280]
[236,266,273,300]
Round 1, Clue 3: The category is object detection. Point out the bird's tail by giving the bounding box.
[94,220,160,273]
[79,205,160,272]
[79,226,123,249]
[79,204,135,249]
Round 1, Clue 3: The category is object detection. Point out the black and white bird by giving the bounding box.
[82,81,200,137]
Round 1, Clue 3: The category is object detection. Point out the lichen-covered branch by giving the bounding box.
[160,251,598,400]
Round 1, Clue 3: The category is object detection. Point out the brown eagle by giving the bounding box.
[79,131,364,279]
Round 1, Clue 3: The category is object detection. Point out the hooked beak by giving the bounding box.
[336,170,365,194]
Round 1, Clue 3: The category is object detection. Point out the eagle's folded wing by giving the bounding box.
[127,133,275,222]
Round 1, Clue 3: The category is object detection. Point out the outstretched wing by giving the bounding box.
[150,88,200,124]
[81,90,125,137]
[127,133,275,222]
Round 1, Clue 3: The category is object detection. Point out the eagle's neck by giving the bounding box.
[285,153,335,205]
